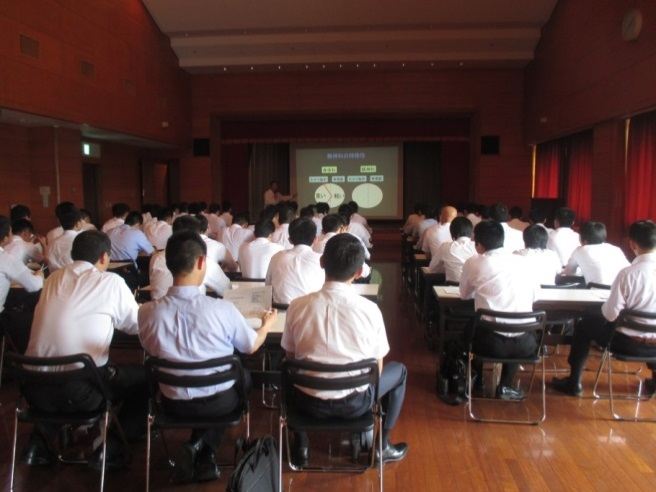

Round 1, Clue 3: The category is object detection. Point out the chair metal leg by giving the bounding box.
[100,410,110,492]
[146,415,153,492]
[10,408,19,491]
[377,410,383,492]
[0,335,6,392]
[278,415,285,492]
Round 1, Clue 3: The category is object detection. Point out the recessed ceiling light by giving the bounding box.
[250,66,254,71]
[401,63,405,67]
[356,64,359,68]
[278,65,281,70]
[223,67,227,71]
[322,64,325,69]
[373,63,376,68]
[339,64,342,68]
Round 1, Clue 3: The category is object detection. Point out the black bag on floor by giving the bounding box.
[437,341,468,406]
[227,436,279,492]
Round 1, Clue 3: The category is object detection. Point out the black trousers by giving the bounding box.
[26,363,148,444]
[467,325,539,387]
[568,316,656,383]
[160,369,252,453]
[292,361,407,446]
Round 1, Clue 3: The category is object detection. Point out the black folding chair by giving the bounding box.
[144,355,250,491]
[592,309,656,421]
[466,309,547,425]
[5,353,124,492]
[279,358,383,492]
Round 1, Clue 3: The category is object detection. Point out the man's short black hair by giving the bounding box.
[629,220,656,250]
[260,205,277,222]
[0,216,11,242]
[172,215,201,234]
[124,211,143,227]
[221,200,232,212]
[529,207,547,225]
[60,208,82,230]
[322,214,344,234]
[289,217,316,246]
[299,206,314,219]
[254,220,275,238]
[12,218,34,236]
[195,213,209,233]
[323,233,365,281]
[154,207,173,221]
[111,202,130,218]
[580,221,606,245]
[450,217,473,240]
[316,202,330,214]
[474,220,504,251]
[10,204,31,222]
[348,200,359,213]
[555,207,576,227]
[232,212,250,226]
[509,206,523,219]
[489,203,509,223]
[337,204,352,225]
[523,224,549,249]
[71,230,111,264]
[269,180,278,187]
[276,204,294,225]
[413,203,426,215]
[187,202,201,215]
[209,202,221,214]
[165,231,207,276]
[55,201,76,220]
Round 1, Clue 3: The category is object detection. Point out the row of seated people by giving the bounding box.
[402,203,656,402]
[2,226,407,485]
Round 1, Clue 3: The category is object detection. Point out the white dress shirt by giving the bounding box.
[514,248,563,286]
[602,252,656,338]
[346,222,372,248]
[466,213,482,227]
[460,249,540,335]
[25,261,138,366]
[403,214,424,235]
[5,235,44,264]
[220,224,255,262]
[238,238,284,279]
[547,227,581,267]
[265,245,324,305]
[149,250,231,300]
[313,232,371,277]
[271,223,293,250]
[101,217,124,234]
[47,230,79,272]
[428,237,478,282]
[138,285,257,399]
[46,226,64,246]
[218,212,233,227]
[564,243,630,285]
[202,234,237,271]
[419,222,452,255]
[501,223,525,253]
[207,214,227,239]
[281,281,389,399]
[144,220,173,251]
[0,247,43,313]
[414,218,437,240]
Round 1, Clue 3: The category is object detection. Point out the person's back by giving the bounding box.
[428,217,477,282]
[547,207,580,266]
[238,220,283,278]
[109,211,154,262]
[47,208,82,272]
[563,221,629,285]
[145,206,173,250]
[514,224,562,285]
[101,202,129,234]
[6,219,45,265]
[220,213,254,262]
[266,217,323,304]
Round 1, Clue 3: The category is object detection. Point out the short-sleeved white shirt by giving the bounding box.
[238,238,284,279]
[547,227,581,267]
[429,237,478,282]
[265,245,324,305]
[0,247,43,313]
[514,248,563,286]
[47,230,79,272]
[563,243,630,285]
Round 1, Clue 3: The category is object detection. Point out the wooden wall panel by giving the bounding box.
[0,0,191,146]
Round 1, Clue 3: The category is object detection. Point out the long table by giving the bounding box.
[432,286,609,360]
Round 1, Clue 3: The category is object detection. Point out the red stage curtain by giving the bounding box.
[534,140,561,198]
[626,111,656,224]
[566,131,593,223]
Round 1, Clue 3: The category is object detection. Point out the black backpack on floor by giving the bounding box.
[437,342,468,406]
[227,436,279,492]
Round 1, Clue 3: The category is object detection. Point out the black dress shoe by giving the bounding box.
[88,437,132,472]
[194,447,220,482]
[495,385,526,401]
[291,443,309,467]
[171,441,200,484]
[375,441,409,464]
[643,378,656,398]
[551,377,583,397]
[21,433,55,466]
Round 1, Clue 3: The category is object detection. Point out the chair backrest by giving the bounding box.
[615,309,656,335]
[145,354,248,404]
[556,275,586,288]
[541,282,579,289]
[587,282,611,290]
[281,358,380,405]
[472,309,547,338]
[5,352,111,403]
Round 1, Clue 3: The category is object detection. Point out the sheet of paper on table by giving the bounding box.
[223,285,273,329]
[444,286,460,295]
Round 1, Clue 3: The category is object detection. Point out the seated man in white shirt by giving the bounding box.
[489,203,525,252]
[547,207,580,267]
[218,200,233,227]
[419,205,457,255]
[23,230,146,469]
[144,205,173,251]
[0,216,44,353]
[79,209,97,231]
[528,207,553,234]
[312,202,329,236]
[6,219,45,265]
[338,203,372,249]
[238,220,284,279]
[412,206,439,240]
[507,206,529,232]
[47,207,83,272]
[282,233,408,466]
[271,203,295,249]
[149,216,232,300]
[514,225,562,286]
[460,220,541,400]
[563,221,630,286]
[139,230,277,483]
[314,214,372,278]
[196,214,237,272]
[428,217,477,283]
[553,220,656,397]
[46,201,76,246]
[348,200,372,233]
[403,203,426,236]
[219,212,254,263]
[266,217,324,305]
[101,202,129,234]
[207,202,226,240]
